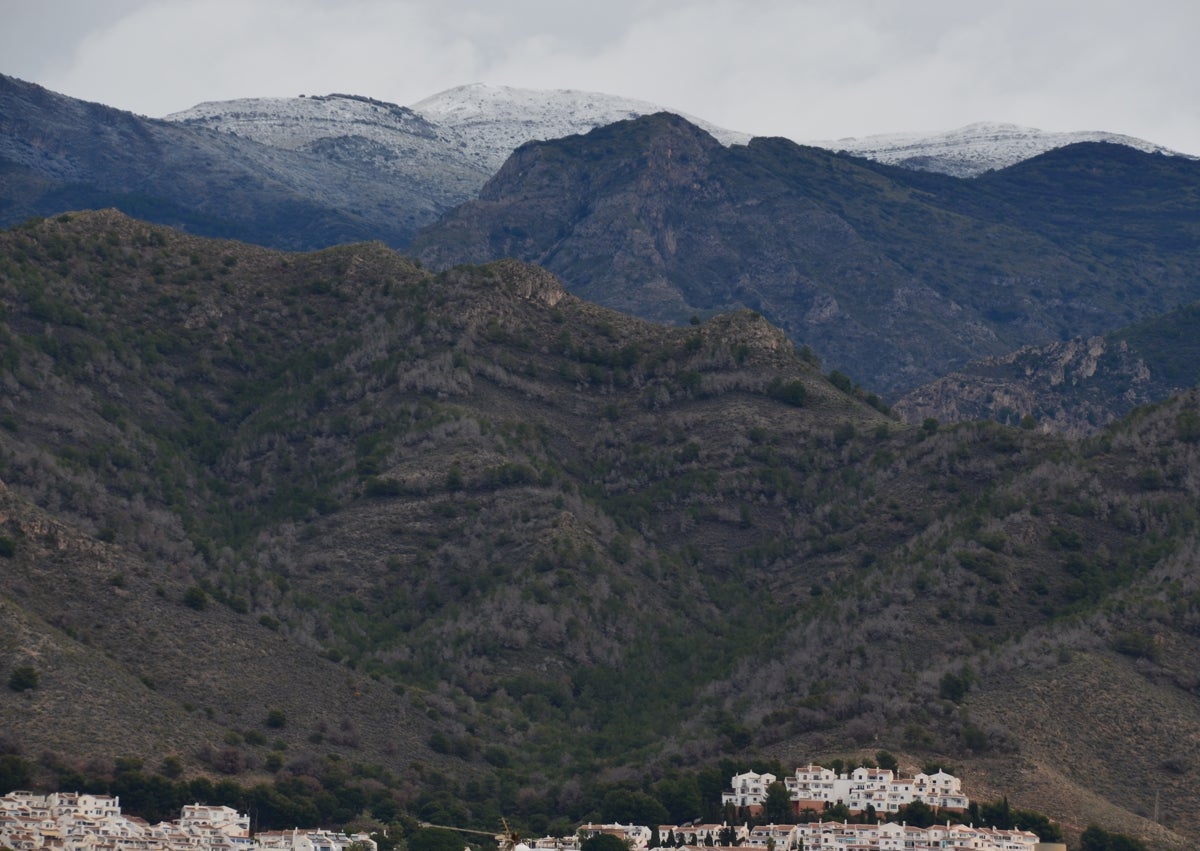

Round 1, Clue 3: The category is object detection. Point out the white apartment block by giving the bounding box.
[0,792,375,851]
[723,764,969,817]
[720,772,776,810]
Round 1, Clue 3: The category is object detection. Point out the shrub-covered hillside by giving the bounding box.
[1,212,1199,848]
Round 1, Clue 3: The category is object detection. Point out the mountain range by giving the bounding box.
[166,83,1189,182]
[165,84,751,178]
[8,73,1198,412]
[413,113,1200,397]
[3,74,1200,848]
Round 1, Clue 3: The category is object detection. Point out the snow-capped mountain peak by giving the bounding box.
[411,83,752,171]
[163,84,750,190]
[161,84,1190,215]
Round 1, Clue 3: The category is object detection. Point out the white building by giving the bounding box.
[180,804,250,837]
[725,763,970,817]
[720,772,777,811]
[743,823,798,850]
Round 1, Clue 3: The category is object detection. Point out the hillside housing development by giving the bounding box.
[572,819,1040,851]
[721,766,969,816]
[1,773,1049,851]
[0,792,376,851]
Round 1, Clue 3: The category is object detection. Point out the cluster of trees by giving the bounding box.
[1079,825,1149,851]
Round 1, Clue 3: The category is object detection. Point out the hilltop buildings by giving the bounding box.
[721,765,969,816]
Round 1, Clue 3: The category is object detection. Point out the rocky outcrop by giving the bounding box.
[895,331,1188,436]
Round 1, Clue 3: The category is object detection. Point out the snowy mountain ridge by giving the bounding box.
[811,121,1187,177]
[163,92,492,201]
[163,84,1190,200]
[166,84,752,177]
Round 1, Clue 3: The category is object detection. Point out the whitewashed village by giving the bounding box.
[1,763,1056,851]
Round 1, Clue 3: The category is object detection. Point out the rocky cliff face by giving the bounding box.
[895,337,1153,435]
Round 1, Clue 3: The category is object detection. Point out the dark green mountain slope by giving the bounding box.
[3,213,1200,847]
[412,115,1200,398]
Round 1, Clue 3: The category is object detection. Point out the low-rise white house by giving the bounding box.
[790,820,1038,851]
[655,823,749,847]
[743,823,798,849]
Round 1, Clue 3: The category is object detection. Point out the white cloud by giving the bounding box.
[3,0,1198,152]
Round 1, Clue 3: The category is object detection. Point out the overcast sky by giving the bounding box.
[3,0,1198,153]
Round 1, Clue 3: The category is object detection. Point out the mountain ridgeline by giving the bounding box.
[0,74,468,248]
[2,213,1200,847]
[7,73,1200,426]
[413,113,1200,398]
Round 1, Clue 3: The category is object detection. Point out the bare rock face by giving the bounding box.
[489,259,568,307]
